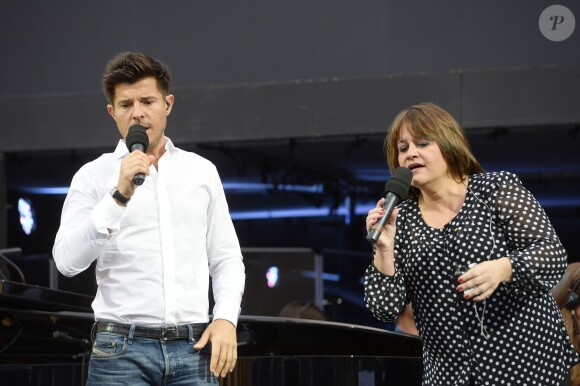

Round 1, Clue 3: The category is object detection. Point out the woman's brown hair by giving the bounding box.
[552,262,580,385]
[384,102,483,196]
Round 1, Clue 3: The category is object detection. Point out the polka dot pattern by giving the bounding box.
[364,171,577,385]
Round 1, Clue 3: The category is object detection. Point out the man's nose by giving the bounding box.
[132,103,144,120]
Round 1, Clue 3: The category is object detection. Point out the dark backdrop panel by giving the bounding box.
[1,1,578,96]
[462,67,580,127]
[1,1,579,151]
[1,73,461,151]
[2,67,579,152]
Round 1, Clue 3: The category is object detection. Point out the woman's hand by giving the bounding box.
[366,198,399,275]
[456,257,513,302]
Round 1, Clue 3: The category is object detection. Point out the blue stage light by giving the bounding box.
[266,266,279,288]
[18,197,36,235]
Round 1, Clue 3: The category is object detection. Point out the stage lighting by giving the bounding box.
[18,197,36,235]
[266,266,279,288]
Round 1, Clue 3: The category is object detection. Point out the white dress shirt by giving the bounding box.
[53,138,245,326]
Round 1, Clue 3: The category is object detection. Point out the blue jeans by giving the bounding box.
[86,322,218,386]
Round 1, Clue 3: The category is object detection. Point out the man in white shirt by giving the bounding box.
[53,51,245,386]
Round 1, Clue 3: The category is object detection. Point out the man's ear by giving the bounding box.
[107,104,115,119]
[165,94,174,115]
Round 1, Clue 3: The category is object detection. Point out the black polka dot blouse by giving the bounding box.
[364,171,577,385]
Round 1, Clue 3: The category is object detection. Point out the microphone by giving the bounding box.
[125,124,149,186]
[52,330,91,347]
[366,167,413,245]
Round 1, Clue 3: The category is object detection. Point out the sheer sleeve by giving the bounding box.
[493,172,567,296]
[364,255,407,322]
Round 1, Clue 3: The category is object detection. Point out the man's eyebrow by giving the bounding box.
[116,98,132,105]
[116,96,156,104]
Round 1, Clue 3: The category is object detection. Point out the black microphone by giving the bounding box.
[366,167,413,245]
[125,124,149,186]
[52,330,91,347]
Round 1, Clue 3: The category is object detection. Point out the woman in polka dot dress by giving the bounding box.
[364,102,577,386]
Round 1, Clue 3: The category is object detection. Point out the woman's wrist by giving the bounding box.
[499,257,513,283]
[373,247,395,275]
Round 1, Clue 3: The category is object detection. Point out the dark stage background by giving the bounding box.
[1,0,579,328]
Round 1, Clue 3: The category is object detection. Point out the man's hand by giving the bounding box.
[117,151,155,198]
[193,319,238,378]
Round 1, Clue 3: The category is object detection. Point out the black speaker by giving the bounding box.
[565,279,580,310]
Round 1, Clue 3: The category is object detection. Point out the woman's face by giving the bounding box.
[396,125,448,189]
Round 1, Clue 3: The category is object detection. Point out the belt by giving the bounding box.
[95,321,206,340]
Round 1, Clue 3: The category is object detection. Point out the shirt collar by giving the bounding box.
[113,136,176,159]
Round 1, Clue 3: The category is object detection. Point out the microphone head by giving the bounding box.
[384,167,413,200]
[126,125,149,152]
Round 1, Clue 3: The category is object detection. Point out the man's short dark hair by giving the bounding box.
[102,52,171,103]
